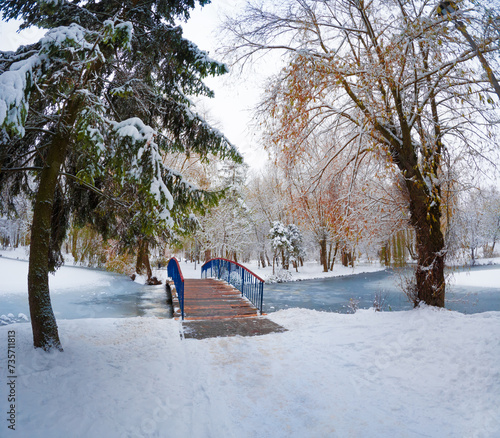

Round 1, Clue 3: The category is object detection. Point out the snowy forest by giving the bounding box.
[1,0,500,352]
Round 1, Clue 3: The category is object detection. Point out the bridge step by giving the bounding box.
[168,278,259,320]
[182,278,258,319]
[182,317,286,340]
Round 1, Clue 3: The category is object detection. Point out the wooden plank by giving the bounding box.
[180,278,259,320]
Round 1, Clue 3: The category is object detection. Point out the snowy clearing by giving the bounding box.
[1,307,499,437]
[0,256,115,295]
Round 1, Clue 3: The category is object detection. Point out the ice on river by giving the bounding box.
[0,255,169,322]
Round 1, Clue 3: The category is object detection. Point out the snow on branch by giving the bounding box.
[1,19,134,139]
[111,117,175,224]
[0,53,41,137]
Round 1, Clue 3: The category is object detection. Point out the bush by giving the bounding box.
[267,268,293,283]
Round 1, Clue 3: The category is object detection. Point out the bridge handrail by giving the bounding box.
[201,258,264,314]
[167,257,185,320]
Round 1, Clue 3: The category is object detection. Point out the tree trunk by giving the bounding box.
[204,249,211,263]
[403,165,446,307]
[136,239,153,280]
[259,251,266,268]
[409,44,446,308]
[413,214,445,307]
[28,136,67,351]
[330,241,339,270]
[319,238,328,272]
[71,227,79,263]
[279,247,289,270]
[341,247,349,267]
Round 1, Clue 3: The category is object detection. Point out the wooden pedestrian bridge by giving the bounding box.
[166,258,285,339]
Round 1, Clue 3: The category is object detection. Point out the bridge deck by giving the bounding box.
[178,278,259,320]
[170,278,286,339]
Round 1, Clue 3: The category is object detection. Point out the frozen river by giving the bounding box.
[263,265,500,314]
[0,258,170,324]
[1,257,499,324]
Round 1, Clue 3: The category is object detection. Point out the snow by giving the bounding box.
[451,268,500,289]
[39,24,95,52]
[0,256,114,296]
[111,117,175,222]
[112,117,156,142]
[0,53,41,136]
[0,307,499,437]
[1,253,499,437]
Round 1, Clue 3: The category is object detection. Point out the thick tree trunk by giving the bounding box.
[28,136,67,351]
[413,207,445,307]
[410,44,446,308]
[405,172,446,308]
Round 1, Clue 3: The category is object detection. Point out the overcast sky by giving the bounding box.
[181,0,271,171]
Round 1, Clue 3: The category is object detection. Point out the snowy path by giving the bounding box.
[1,307,499,437]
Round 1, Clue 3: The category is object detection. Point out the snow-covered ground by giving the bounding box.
[1,250,499,437]
[0,256,117,296]
[449,267,500,288]
[0,307,499,437]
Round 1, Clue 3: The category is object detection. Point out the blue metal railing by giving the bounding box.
[167,257,185,319]
[201,258,265,314]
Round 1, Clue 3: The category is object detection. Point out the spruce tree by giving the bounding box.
[0,0,241,351]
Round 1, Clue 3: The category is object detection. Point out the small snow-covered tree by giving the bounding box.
[287,223,304,271]
[269,221,304,272]
[0,0,241,351]
[269,221,292,271]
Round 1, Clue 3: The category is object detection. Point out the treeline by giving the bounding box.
[2,163,499,274]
